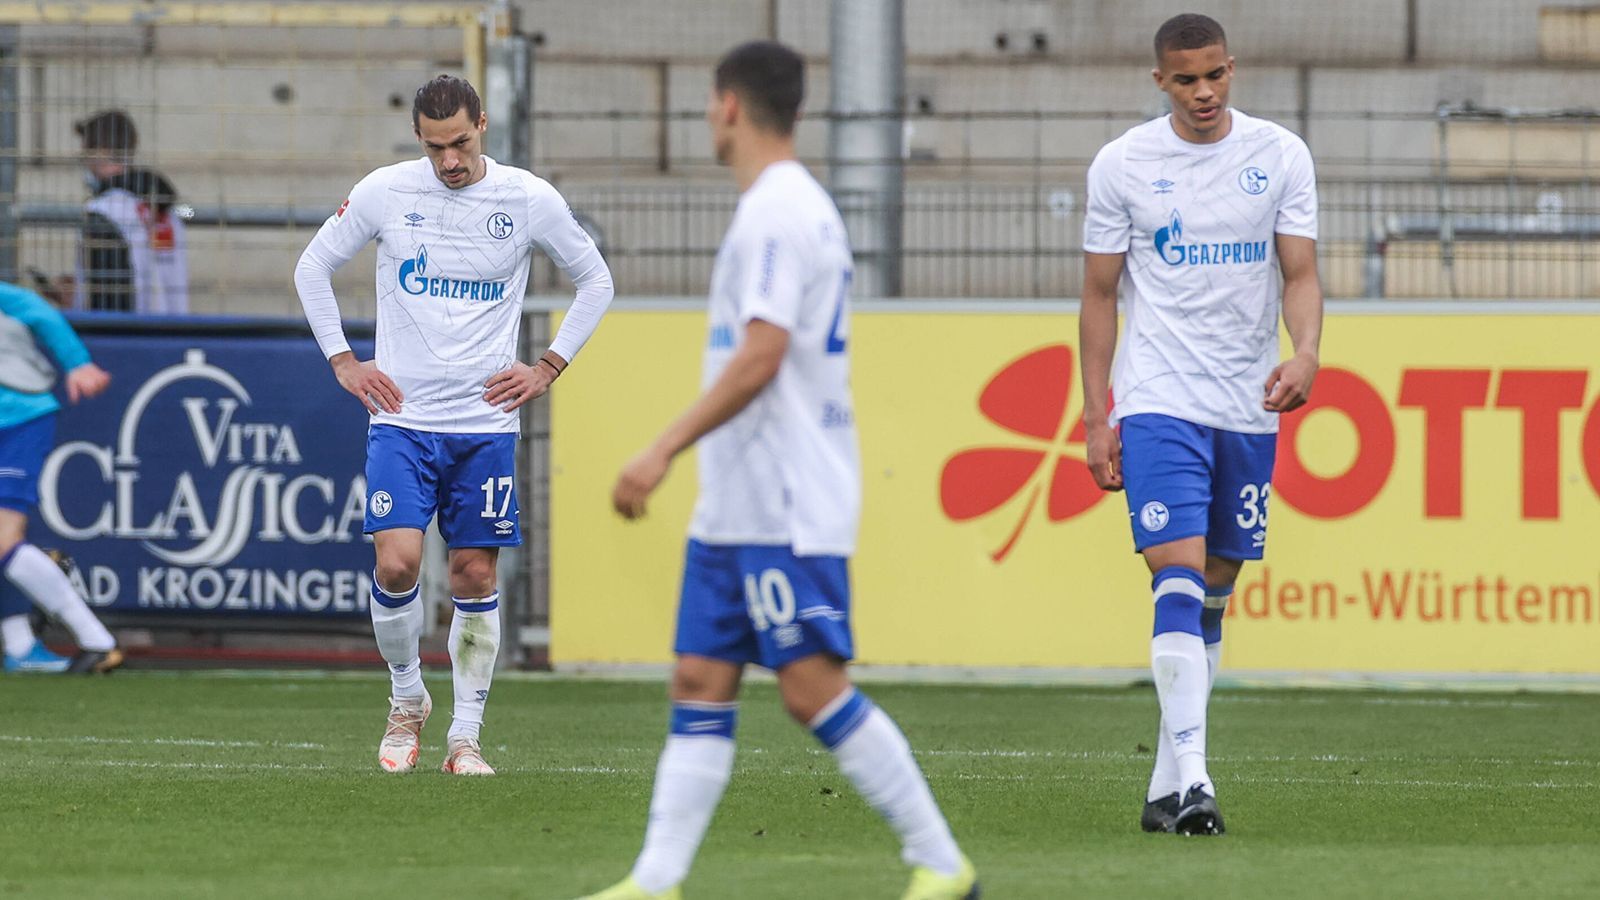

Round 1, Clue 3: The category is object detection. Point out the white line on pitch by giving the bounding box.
[0,734,324,750]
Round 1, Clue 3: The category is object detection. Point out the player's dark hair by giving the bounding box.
[713,41,805,136]
[412,74,482,129]
[1154,13,1227,60]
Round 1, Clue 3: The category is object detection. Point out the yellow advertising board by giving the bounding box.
[550,304,1600,674]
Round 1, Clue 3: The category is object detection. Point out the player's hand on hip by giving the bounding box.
[1085,422,1124,492]
[484,361,551,413]
[331,353,403,415]
[1264,350,1319,413]
[612,447,671,520]
[63,363,111,404]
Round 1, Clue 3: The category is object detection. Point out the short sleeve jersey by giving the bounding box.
[306,157,598,434]
[688,161,860,557]
[1082,110,1318,434]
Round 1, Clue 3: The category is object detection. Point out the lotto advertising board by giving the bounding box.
[549,304,1600,674]
[16,319,376,622]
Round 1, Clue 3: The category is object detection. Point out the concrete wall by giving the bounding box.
[12,0,1599,306]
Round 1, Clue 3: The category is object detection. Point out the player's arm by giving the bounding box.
[485,178,615,412]
[1264,234,1322,412]
[1079,143,1130,492]
[293,173,401,415]
[612,319,788,519]
[612,221,803,519]
[1264,134,1323,414]
[0,283,109,403]
[1080,251,1124,491]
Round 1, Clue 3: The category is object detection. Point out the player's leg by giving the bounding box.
[1145,552,1238,831]
[370,527,431,771]
[0,415,118,672]
[1,577,68,672]
[751,546,976,897]
[1120,414,1218,833]
[620,655,743,898]
[777,655,977,897]
[364,426,439,772]
[434,432,523,775]
[582,541,754,900]
[1202,556,1242,689]
[1204,425,1276,694]
[439,546,500,775]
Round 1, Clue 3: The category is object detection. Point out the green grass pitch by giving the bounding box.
[1,673,1597,899]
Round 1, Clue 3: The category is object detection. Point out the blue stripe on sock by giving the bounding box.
[370,575,418,609]
[811,689,874,750]
[1201,588,1231,645]
[1152,566,1205,638]
[453,593,499,613]
[669,702,737,739]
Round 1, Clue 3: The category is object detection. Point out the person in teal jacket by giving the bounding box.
[0,281,123,673]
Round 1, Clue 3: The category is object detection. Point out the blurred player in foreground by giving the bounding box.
[1079,13,1323,835]
[295,75,613,775]
[0,281,123,673]
[589,41,978,900]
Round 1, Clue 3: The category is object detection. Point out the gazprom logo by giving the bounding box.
[398,245,507,302]
[1154,211,1186,265]
[1153,209,1269,268]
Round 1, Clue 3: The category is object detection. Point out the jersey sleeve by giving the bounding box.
[732,214,807,331]
[1274,132,1319,240]
[293,169,389,359]
[0,283,90,371]
[526,177,614,363]
[1082,141,1132,255]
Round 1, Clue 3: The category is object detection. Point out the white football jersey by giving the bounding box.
[689,161,860,557]
[296,156,612,434]
[1083,109,1318,434]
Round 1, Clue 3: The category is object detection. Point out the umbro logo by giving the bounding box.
[404,212,426,227]
[493,519,515,535]
[1151,179,1176,194]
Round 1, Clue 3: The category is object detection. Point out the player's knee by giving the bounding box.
[778,677,848,725]
[780,690,821,725]
[447,556,496,598]
[373,557,421,594]
[670,662,736,704]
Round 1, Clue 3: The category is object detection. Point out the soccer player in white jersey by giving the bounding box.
[294,75,613,776]
[582,42,977,900]
[1080,13,1324,835]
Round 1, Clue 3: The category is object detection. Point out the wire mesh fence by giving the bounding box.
[7,2,1600,309]
[0,2,485,315]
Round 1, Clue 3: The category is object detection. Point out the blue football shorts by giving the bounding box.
[0,412,56,514]
[363,424,521,547]
[1120,413,1277,560]
[674,540,854,671]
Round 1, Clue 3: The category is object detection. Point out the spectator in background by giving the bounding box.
[46,109,189,314]
[0,280,124,673]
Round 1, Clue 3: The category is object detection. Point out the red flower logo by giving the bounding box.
[939,345,1106,562]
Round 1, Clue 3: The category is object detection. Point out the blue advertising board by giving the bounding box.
[12,317,376,623]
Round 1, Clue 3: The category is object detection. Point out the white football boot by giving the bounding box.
[377,690,431,773]
[440,736,495,775]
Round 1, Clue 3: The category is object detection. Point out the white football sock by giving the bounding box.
[631,732,736,892]
[816,691,964,876]
[1149,643,1221,801]
[1148,716,1181,802]
[1152,631,1212,796]
[369,575,425,700]
[1,614,36,657]
[3,544,114,651]
[447,595,501,743]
